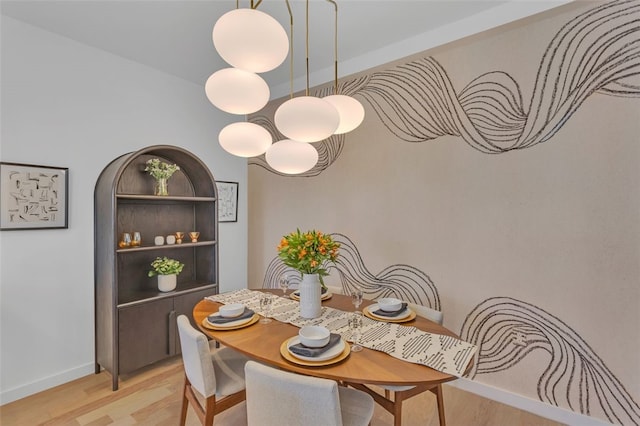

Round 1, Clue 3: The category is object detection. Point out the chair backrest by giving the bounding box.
[176,314,217,398]
[244,361,344,426]
[407,303,443,325]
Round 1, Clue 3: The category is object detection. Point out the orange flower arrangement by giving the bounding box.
[277,229,340,282]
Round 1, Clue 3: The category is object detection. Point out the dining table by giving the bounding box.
[192,289,473,389]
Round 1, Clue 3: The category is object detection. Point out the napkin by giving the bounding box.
[289,333,342,358]
[208,308,255,324]
[373,302,408,317]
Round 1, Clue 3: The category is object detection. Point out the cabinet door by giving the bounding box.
[118,298,174,374]
[173,288,217,353]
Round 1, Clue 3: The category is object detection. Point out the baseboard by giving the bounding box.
[446,378,612,426]
[0,362,95,406]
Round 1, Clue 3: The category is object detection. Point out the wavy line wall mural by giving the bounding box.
[263,233,441,311]
[249,1,640,424]
[460,297,640,425]
[249,0,639,175]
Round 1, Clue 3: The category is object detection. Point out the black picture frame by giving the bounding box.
[0,162,69,230]
[216,181,239,223]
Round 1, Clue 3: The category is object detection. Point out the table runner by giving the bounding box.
[206,289,476,377]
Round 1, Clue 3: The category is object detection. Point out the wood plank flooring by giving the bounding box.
[1,356,565,425]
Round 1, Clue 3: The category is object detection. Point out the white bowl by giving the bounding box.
[298,325,330,348]
[378,297,403,312]
[218,303,245,318]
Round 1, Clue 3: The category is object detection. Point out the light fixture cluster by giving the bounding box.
[207,1,364,175]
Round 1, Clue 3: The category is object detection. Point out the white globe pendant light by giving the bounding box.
[213,8,289,73]
[274,96,340,142]
[323,94,365,134]
[219,122,272,157]
[265,140,319,174]
[205,68,269,114]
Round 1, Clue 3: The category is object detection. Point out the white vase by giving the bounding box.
[157,274,177,292]
[299,273,322,318]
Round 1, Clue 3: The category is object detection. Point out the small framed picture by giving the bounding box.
[216,181,238,223]
[0,162,69,230]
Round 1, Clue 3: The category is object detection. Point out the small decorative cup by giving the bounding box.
[189,231,200,243]
[118,233,132,248]
[175,232,184,244]
[166,235,176,245]
[154,236,165,246]
[131,232,141,247]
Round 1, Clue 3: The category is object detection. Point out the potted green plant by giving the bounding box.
[148,256,185,292]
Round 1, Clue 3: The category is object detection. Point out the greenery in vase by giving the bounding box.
[148,256,185,277]
[276,229,340,284]
[144,159,180,180]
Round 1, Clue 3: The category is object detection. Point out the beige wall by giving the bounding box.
[249,2,639,424]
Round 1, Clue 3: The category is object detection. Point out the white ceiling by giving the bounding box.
[1,0,570,96]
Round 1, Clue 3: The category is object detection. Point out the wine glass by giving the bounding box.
[348,312,363,352]
[259,293,273,324]
[278,275,290,296]
[350,288,363,313]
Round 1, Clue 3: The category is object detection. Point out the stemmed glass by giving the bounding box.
[259,293,273,324]
[348,313,363,352]
[278,275,290,297]
[350,287,363,314]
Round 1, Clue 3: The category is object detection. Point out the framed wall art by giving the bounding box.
[216,181,238,223]
[0,162,69,230]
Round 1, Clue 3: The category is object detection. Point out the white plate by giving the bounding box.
[291,291,332,301]
[286,336,346,362]
[207,312,254,328]
[367,303,411,320]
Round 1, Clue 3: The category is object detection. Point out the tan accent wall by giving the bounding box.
[249,2,639,422]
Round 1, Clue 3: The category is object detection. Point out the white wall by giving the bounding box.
[0,16,247,404]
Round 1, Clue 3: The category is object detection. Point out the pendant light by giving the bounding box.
[274,0,339,143]
[322,0,365,134]
[212,7,288,73]
[266,139,319,174]
[205,68,269,114]
[219,122,272,157]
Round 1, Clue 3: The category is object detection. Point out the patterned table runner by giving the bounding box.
[206,289,476,377]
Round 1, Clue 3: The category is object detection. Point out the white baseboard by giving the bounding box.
[446,378,612,426]
[0,362,95,406]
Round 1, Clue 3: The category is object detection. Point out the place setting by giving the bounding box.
[280,325,351,366]
[202,303,260,331]
[289,287,333,302]
[362,297,416,323]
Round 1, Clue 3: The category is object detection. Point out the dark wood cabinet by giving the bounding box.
[95,145,219,390]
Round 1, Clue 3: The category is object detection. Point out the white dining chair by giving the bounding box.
[244,360,375,426]
[176,315,249,426]
[349,303,446,426]
[326,284,344,295]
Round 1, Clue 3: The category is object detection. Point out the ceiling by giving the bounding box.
[1,1,565,96]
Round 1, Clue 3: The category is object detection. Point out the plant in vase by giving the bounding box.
[277,229,340,318]
[148,256,185,292]
[144,158,180,196]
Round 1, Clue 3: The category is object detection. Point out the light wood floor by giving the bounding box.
[1,356,565,426]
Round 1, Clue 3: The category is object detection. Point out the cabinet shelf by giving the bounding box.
[117,194,216,202]
[116,240,217,253]
[118,282,216,307]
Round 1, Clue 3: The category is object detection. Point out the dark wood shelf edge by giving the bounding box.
[118,283,217,308]
[116,241,217,253]
[116,194,216,202]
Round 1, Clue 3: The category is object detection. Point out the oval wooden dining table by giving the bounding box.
[193,289,471,388]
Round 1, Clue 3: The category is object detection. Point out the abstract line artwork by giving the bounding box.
[263,233,441,311]
[0,162,69,230]
[249,0,640,175]
[460,297,640,425]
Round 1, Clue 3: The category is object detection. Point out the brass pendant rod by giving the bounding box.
[305,0,310,96]
[326,0,338,95]
[286,0,294,99]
